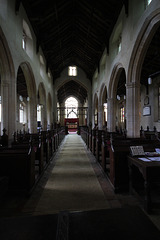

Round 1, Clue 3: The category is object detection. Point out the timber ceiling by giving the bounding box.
[19,0,128,82]
[17,1,160,104]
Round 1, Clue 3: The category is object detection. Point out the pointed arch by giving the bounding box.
[127,9,160,137]
[128,9,160,84]
[99,83,108,129]
[93,93,98,126]
[18,62,36,98]
[108,63,125,99]
[17,62,37,133]
[107,63,126,132]
[38,82,47,130]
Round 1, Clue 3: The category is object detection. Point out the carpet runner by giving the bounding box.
[33,134,109,215]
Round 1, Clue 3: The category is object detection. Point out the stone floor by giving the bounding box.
[0,134,160,231]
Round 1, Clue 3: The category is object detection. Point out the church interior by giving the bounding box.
[1,0,160,239]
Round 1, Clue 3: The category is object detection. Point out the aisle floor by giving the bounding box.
[0,134,160,231]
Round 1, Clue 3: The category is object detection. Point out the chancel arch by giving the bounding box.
[127,10,160,137]
[57,80,88,128]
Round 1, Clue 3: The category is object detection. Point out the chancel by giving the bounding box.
[0,0,160,239]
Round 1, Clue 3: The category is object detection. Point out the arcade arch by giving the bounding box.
[127,10,160,137]
[93,93,98,128]
[108,64,126,132]
[16,62,37,133]
[37,82,47,131]
[99,84,107,130]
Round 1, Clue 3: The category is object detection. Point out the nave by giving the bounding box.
[0,134,160,239]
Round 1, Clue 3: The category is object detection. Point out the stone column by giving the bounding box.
[28,96,37,133]
[107,98,116,132]
[1,80,16,144]
[98,104,103,130]
[43,104,47,130]
[60,103,65,126]
[87,93,92,126]
[126,82,140,138]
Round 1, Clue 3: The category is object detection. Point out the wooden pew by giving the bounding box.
[96,130,104,163]
[80,126,88,145]
[140,126,158,140]
[109,138,160,193]
[34,139,44,175]
[89,129,92,152]
[101,131,125,173]
[0,147,35,194]
[101,131,111,172]
[12,133,44,176]
[91,129,96,156]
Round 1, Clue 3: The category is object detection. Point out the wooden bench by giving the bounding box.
[96,130,104,163]
[0,147,35,194]
[12,133,44,176]
[91,129,96,156]
[109,138,160,193]
[80,126,88,145]
[101,131,126,173]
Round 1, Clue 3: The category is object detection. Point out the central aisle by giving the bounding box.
[34,134,110,215]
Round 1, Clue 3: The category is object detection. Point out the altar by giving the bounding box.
[65,118,79,132]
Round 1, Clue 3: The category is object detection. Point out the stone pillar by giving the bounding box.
[28,96,37,133]
[107,97,116,132]
[87,94,92,126]
[1,80,16,143]
[60,103,65,126]
[79,105,83,126]
[126,82,140,138]
[98,104,103,130]
[42,104,47,130]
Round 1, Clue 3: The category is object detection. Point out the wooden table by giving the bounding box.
[128,155,160,213]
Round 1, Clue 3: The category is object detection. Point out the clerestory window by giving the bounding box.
[68,66,77,76]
